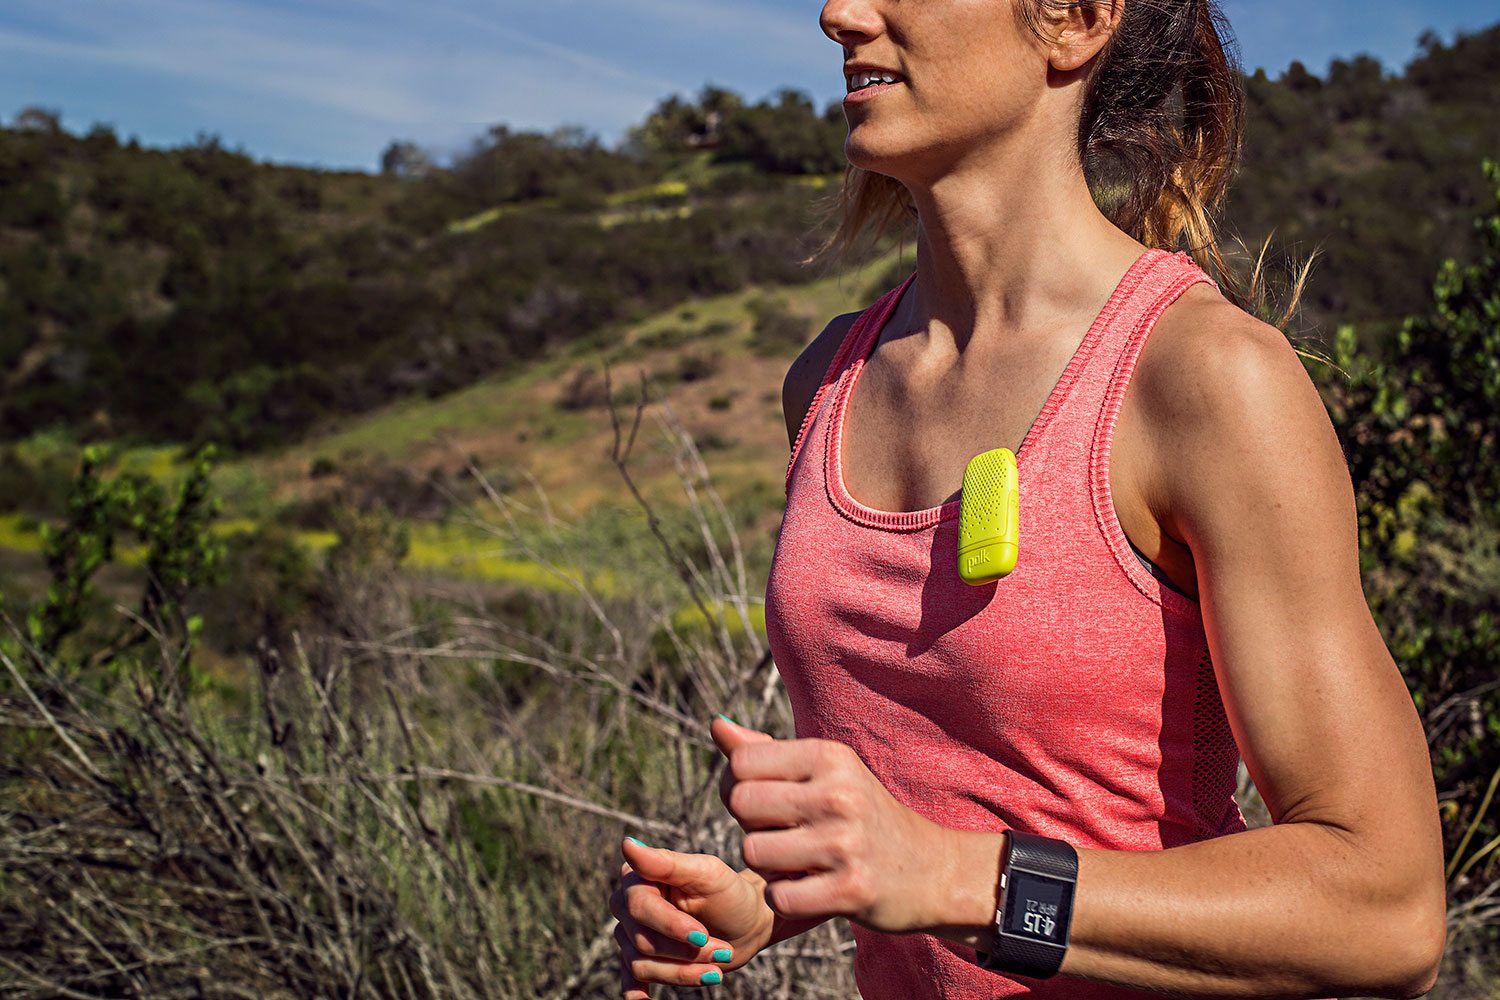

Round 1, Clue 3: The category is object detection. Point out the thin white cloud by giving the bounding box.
[353,0,686,92]
[0,0,849,168]
[583,0,819,55]
[0,0,681,141]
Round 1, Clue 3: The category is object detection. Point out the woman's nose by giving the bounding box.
[820,0,881,46]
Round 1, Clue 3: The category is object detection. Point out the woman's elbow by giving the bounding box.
[1395,909,1445,999]
[1315,831,1448,999]
[1341,795,1448,996]
[1360,893,1446,999]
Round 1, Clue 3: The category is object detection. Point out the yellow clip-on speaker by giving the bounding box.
[958,447,1019,585]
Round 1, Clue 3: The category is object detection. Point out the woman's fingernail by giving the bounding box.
[626,837,651,849]
[712,948,732,963]
[715,713,738,726]
[699,970,722,985]
[687,931,709,947]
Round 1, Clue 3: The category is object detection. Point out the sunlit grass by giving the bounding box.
[446,201,549,234]
[237,245,906,483]
[404,520,619,593]
[598,204,694,229]
[448,179,691,236]
[670,599,766,637]
[603,180,689,205]
[113,444,183,482]
[0,513,41,553]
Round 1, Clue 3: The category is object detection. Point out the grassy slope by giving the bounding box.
[244,251,902,515]
[0,249,907,589]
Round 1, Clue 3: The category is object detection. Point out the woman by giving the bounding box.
[609,0,1446,996]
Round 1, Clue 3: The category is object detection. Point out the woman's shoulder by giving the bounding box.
[781,311,862,447]
[1132,281,1320,442]
[1127,280,1350,543]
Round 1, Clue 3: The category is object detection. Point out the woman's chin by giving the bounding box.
[844,121,947,180]
[844,137,914,178]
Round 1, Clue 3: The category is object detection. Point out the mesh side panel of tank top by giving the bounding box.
[1192,650,1242,839]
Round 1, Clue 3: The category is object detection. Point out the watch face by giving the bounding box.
[1001,871,1072,944]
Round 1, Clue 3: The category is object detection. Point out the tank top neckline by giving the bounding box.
[824,247,1172,532]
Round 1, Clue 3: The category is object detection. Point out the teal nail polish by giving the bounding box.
[626,836,651,849]
[699,970,722,985]
[715,713,738,726]
[687,930,708,947]
[712,948,732,963]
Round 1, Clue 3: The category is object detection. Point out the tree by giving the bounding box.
[24,446,224,699]
[1326,54,1387,120]
[634,86,746,153]
[1280,60,1321,93]
[15,105,62,133]
[381,140,432,178]
[715,89,845,175]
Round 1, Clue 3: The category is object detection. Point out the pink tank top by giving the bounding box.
[765,249,1246,999]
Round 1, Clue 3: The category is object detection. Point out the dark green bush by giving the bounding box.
[1321,161,1500,943]
[748,295,814,356]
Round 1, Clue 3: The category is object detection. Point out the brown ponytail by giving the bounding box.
[1061,0,1244,291]
[822,0,1250,303]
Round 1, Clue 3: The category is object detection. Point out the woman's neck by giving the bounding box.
[897,149,1145,353]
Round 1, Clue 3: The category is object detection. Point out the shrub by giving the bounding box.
[1320,161,1500,971]
[674,350,721,382]
[747,296,812,356]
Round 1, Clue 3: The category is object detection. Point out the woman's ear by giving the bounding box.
[1048,0,1124,73]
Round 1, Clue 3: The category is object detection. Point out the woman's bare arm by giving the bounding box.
[782,312,859,446]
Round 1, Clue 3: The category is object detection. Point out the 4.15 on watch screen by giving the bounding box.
[1003,872,1070,942]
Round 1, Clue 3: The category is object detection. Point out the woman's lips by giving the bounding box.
[843,80,904,105]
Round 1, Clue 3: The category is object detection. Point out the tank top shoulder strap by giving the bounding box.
[1080,249,1218,619]
[785,274,915,492]
[999,249,1213,459]
[1092,250,1218,423]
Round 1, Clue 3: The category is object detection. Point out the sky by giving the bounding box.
[1,0,1496,172]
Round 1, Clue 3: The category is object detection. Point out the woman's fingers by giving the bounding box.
[613,920,733,966]
[722,770,813,829]
[609,868,667,930]
[615,924,729,990]
[741,826,835,874]
[613,901,727,963]
[620,946,650,1000]
[612,838,773,997]
[713,722,823,784]
[622,838,740,897]
[629,956,727,988]
[611,875,710,951]
[609,923,726,995]
[761,869,848,921]
[725,777,832,830]
[612,843,736,957]
[713,717,779,821]
[709,716,776,758]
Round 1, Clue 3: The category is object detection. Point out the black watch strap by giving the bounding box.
[976,830,1077,979]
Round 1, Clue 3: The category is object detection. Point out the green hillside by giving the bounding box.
[0,24,1497,460]
[1231,26,1500,339]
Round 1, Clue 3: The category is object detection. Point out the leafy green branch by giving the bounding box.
[18,444,225,694]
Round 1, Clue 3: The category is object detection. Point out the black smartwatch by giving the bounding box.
[975,830,1077,979]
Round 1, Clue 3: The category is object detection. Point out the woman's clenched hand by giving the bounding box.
[712,715,955,934]
[610,838,775,999]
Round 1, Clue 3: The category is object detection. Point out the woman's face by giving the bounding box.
[819,0,1058,180]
